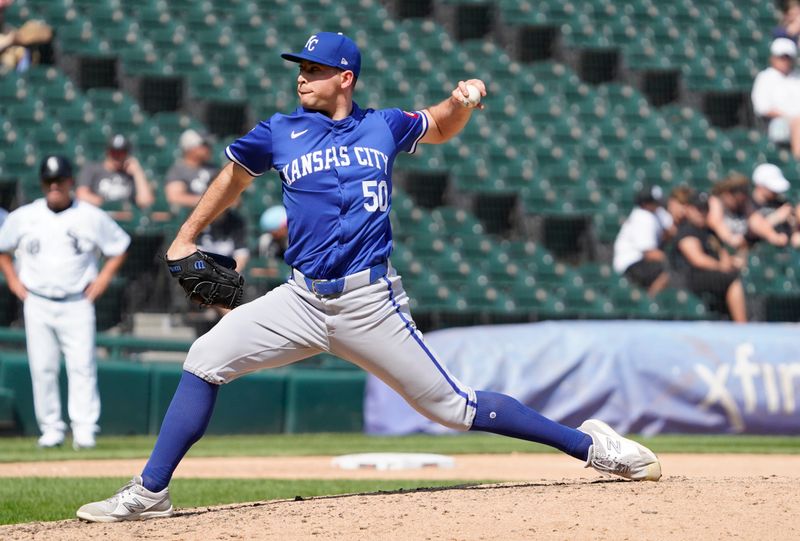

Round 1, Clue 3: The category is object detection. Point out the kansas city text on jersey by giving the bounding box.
[280,145,390,186]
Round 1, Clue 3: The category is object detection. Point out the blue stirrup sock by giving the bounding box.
[141,371,219,492]
[469,390,592,461]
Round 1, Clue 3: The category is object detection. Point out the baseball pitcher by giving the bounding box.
[77,32,660,523]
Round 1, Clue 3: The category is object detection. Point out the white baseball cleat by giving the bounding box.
[37,431,64,448]
[72,429,96,451]
[578,419,662,481]
[76,475,173,523]
[72,437,96,451]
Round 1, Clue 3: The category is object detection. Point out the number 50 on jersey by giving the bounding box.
[362,180,389,212]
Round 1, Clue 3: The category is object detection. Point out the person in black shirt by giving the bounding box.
[673,192,747,323]
[750,163,799,247]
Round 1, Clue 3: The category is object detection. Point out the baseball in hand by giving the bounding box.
[459,84,482,108]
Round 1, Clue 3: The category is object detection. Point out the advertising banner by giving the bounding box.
[364,321,800,435]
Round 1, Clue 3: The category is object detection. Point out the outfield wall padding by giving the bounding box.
[96,361,151,435]
[285,370,366,433]
[0,387,14,429]
[147,364,287,435]
[0,355,360,436]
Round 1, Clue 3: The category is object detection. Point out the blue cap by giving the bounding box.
[281,32,361,78]
[260,205,287,233]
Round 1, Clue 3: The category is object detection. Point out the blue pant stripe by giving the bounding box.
[382,277,477,409]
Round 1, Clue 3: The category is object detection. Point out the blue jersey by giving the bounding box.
[226,103,428,279]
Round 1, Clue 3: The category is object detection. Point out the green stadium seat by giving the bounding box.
[118,43,166,75]
[85,88,137,112]
[654,289,708,320]
[151,111,206,138]
[607,284,660,319]
[404,278,463,312]
[0,142,36,181]
[56,18,107,55]
[576,262,614,289]
[30,123,74,156]
[0,74,26,105]
[4,98,46,133]
[483,259,529,290]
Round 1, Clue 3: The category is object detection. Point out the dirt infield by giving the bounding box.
[1,454,798,540]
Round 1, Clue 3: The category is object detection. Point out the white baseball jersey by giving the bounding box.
[0,199,131,298]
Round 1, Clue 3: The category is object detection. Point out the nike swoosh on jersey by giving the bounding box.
[290,129,309,139]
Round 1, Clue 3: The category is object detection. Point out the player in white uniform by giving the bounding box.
[0,156,131,449]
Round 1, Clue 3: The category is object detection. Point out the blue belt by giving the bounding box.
[295,263,388,296]
[29,290,85,302]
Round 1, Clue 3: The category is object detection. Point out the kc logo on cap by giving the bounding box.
[305,35,319,51]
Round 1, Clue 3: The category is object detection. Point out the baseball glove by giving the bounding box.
[166,251,245,309]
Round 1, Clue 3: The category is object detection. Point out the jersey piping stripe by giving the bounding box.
[225,146,262,177]
[382,277,477,409]
[408,111,428,155]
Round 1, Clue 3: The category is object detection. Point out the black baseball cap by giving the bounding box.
[39,155,73,181]
[635,185,664,206]
[107,133,131,152]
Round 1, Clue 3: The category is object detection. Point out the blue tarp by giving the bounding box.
[364,321,800,435]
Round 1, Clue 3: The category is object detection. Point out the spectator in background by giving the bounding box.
[751,38,800,158]
[258,205,288,261]
[165,129,249,270]
[76,134,155,213]
[666,185,694,226]
[708,174,752,250]
[613,185,673,297]
[196,198,250,273]
[710,171,791,249]
[247,205,288,285]
[774,0,800,42]
[166,130,250,334]
[673,192,747,323]
[182,202,249,336]
[165,129,215,210]
[0,1,52,72]
[750,163,800,247]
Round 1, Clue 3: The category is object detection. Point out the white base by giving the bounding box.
[331,452,455,471]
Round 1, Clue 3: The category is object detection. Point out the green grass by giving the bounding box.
[1,433,800,463]
[0,477,485,525]
[2,433,799,525]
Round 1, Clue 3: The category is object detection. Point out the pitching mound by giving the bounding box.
[1,454,798,540]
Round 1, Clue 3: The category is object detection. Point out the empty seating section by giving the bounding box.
[0,0,794,323]
[498,0,769,91]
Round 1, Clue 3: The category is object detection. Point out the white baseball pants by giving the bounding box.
[184,267,477,431]
[23,295,99,437]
